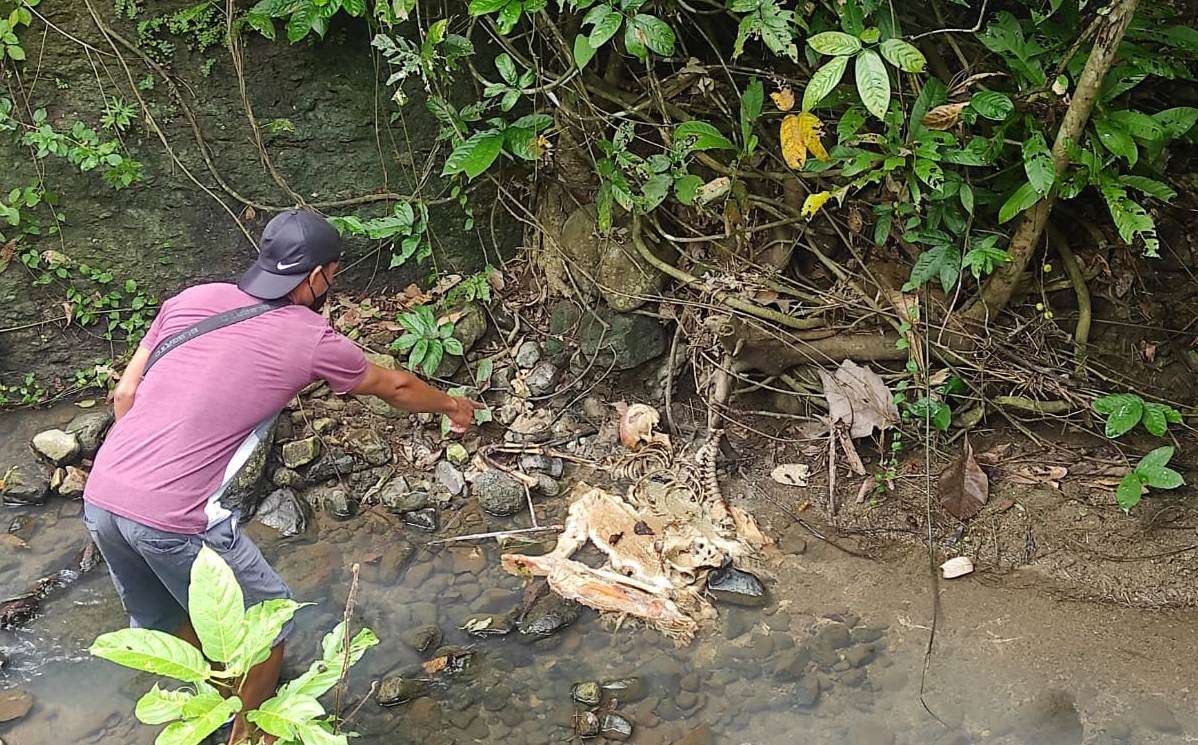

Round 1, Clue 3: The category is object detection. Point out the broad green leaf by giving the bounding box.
[740,78,763,149]
[1120,176,1175,201]
[1138,445,1175,472]
[441,129,505,179]
[1152,107,1198,140]
[1140,403,1169,437]
[879,38,925,72]
[495,53,517,84]
[504,126,538,160]
[641,172,671,210]
[674,174,703,204]
[91,628,212,683]
[231,599,303,673]
[1116,473,1143,512]
[998,182,1040,223]
[135,685,193,725]
[1021,133,1054,194]
[1094,117,1138,166]
[902,244,958,293]
[495,0,523,33]
[475,357,494,385]
[674,120,735,152]
[156,694,241,745]
[290,721,348,745]
[281,625,379,700]
[959,182,974,214]
[341,0,366,16]
[969,91,1013,121]
[246,693,325,739]
[1138,465,1184,490]
[629,14,674,56]
[588,9,623,48]
[188,546,245,664]
[807,31,861,56]
[245,12,276,40]
[854,50,890,119]
[392,333,419,351]
[1105,394,1144,438]
[1099,180,1159,256]
[443,337,464,356]
[573,34,597,68]
[410,338,428,369]
[422,341,444,376]
[1093,392,1139,415]
[1106,109,1164,143]
[285,4,318,42]
[468,0,508,13]
[803,55,849,111]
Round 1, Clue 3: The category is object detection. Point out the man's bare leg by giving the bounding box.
[229,642,285,744]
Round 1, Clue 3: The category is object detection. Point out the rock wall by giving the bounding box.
[0,2,517,387]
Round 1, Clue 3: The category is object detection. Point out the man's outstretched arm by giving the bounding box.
[350,363,482,432]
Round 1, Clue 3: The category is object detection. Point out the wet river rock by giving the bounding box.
[0,459,50,506]
[64,409,113,459]
[472,470,525,517]
[403,624,442,655]
[255,488,307,536]
[518,592,582,637]
[219,415,278,516]
[403,508,438,532]
[572,681,601,707]
[281,436,321,469]
[323,490,358,521]
[706,565,767,607]
[0,688,33,723]
[30,429,81,467]
[378,676,429,707]
[304,447,368,483]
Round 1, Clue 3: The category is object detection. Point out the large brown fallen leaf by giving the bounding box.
[817,360,900,439]
[939,438,989,520]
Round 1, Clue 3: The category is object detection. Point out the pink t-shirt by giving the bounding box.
[85,283,368,534]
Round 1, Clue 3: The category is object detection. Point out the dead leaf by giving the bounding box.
[770,86,795,111]
[1139,340,1157,363]
[847,208,864,235]
[817,360,899,439]
[1003,464,1068,489]
[242,205,257,221]
[921,102,968,130]
[780,112,828,169]
[770,463,810,486]
[974,443,1013,466]
[940,556,974,579]
[461,616,493,633]
[422,656,449,674]
[696,176,731,205]
[0,239,15,274]
[938,438,989,521]
[0,534,29,551]
[62,301,74,325]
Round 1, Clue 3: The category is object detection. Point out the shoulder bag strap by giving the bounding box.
[142,298,291,376]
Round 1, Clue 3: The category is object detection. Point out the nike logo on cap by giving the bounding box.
[277,260,303,271]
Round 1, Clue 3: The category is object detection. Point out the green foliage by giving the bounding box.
[330,203,430,269]
[440,385,493,436]
[1093,393,1182,439]
[91,546,377,745]
[13,108,144,190]
[1116,446,1185,512]
[730,0,799,61]
[391,305,462,376]
[135,1,224,64]
[804,26,924,118]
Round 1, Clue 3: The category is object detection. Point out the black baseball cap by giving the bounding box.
[238,209,343,299]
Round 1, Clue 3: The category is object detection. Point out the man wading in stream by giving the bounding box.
[82,209,482,744]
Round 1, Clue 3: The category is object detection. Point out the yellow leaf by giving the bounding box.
[797,112,828,162]
[780,112,828,169]
[770,86,795,112]
[779,114,806,169]
[801,190,833,219]
[921,102,968,131]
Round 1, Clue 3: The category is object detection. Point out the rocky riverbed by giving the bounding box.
[2,385,1197,743]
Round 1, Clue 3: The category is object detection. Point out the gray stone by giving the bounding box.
[379,478,428,514]
[519,454,564,478]
[599,712,633,741]
[548,301,667,370]
[523,361,559,397]
[64,410,113,459]
[355,393,402,419]
[435,461,466,496]
[378,676,428,706]
[305,448,365,483]
[849,722,895,745]
[794,673,821,708]
[436,303,488,377]
[323,490,358,521]
[312,417,338,434]
[707,565,768,607]
[572,681,601,707]
[850,625,886,644]
[445,442,469,466]
[844,643,876,668]
[1,460,50,506]
[256,488,307,536]
[533,472,561,497]
[514,340,541,369]
[600,677,646,703]
[30,429,80,466]
[377,540,416,581]
[773,648,811,682]
[281,437,321,469]
[365,352,399,370]
[402,624,442,655]
[518,592,581,637]
[403,508,438,532]
[271,467,304,489]
[596,229,669,313]
[472,470,525,516]
[815,621,852,650]
[345,429,390,466]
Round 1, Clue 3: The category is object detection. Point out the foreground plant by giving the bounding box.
[1117,446,1185,512]
[90,546,378,745]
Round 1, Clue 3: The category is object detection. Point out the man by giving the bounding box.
[82,209,481,744]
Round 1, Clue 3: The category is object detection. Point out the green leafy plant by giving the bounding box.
[440,386,493,436]
[390,305,462,376]
[330,202,430,269]
[244,0,368,44]
[91,546,378,745]
[1093,393,1183,438]
[803,28,926,118]
[18,109,144,190]
[0,0,35,62]
[1116,446,1185,512]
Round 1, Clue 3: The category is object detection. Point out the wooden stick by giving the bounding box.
[427,525,564,545]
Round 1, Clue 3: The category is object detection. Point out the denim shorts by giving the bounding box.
[83,502,293,642]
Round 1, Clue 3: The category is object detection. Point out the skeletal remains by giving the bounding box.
[501,425,770,645]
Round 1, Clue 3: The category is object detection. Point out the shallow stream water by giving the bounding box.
[2,405,1196,744]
